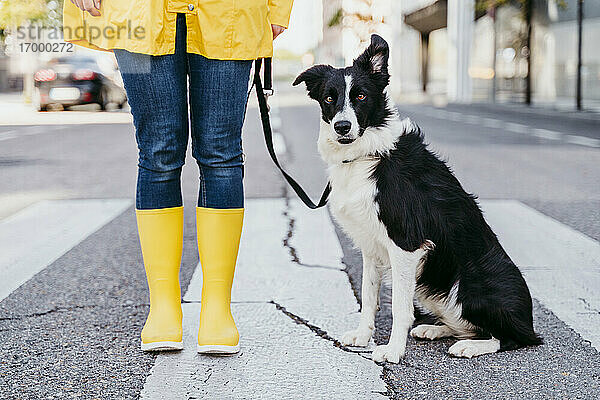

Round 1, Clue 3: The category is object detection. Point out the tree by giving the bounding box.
[0,0,61,44]
[0,0,49,28]
[327,0,388,48]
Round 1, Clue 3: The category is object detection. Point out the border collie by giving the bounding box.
[293,35,542,363]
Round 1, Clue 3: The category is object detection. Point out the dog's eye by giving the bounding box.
[324,96,334,104]
[357,94,367,101]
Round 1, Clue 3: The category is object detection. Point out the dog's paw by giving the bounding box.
[448,339,500,358]
[341,329,372,347]
[410,324,452,340]
[371,344,405,363]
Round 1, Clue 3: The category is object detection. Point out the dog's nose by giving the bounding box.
[334,121,352,135]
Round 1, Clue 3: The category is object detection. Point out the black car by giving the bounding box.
[33,56,127,111]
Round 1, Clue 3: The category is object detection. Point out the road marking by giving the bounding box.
[143,199,385,398]
[268,94,287,155]
[273,132,287,155]
[480,200,600,350]
[0,126,62,142]
[284,200,345,269]
[433,109,451,119]
[481,117,503,129]
[0,190,73,221]
[505,122,530,134]
[463,114,482,124]
[424,111,599,148]
[0,199,132,302]
[270,115,282,131]
[565,135,600,148]
[446,112,465,122]
[533,128,562,141]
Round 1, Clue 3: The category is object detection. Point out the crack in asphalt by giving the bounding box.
[281,194,342,271]
[578,297,600,315]
[330,215,397,399]
[282,196,302,264]
[277,162,389,397]
[270,300,351,353]
[0,303,147,321]
[270,300,388,397]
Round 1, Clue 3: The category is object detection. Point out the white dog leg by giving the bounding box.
[448,338,501,358]
[342,253,381,347]
[372,241,433,363]
[410,324,454,340]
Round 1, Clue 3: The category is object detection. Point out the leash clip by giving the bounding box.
[264,88,274,112]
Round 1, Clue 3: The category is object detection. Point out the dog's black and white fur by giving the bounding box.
[293,35,542,363]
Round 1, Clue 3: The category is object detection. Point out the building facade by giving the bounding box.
[318,0,599,109]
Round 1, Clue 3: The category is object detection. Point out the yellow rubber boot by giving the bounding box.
[136,206,184,351]
[196,207,244,354]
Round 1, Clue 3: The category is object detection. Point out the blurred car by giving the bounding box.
[33,56,127,111]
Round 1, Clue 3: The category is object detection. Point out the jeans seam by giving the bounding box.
[198,163,207,207]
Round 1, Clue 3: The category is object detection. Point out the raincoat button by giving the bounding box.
[188,4,194,11]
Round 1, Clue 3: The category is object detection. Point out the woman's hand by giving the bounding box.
[71,0,101,17]
[272,25,285,40]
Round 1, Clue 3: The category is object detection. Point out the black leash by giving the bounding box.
[253,58,331,209]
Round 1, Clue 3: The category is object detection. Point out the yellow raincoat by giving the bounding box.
[62,0,294,59]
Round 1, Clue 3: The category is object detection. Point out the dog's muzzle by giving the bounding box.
[337,137,355,144]
[334,120,355,144]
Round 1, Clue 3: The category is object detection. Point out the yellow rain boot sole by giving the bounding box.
[196,207,244,355]
[137,206,184,352]
[141,341,185,352]
[196,344,240,354]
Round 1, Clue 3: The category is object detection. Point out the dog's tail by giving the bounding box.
[498,311,543,351]
[500,315,544,351]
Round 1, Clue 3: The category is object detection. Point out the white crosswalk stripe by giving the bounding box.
[141,199,385,399]
[481,117,503,129]
[565,135,600,148]
[533,128,562,141]
[0,199,132,302]
[481,200,600,351]
[505,122,530,134]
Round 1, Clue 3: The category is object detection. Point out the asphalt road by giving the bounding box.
[0,88,599,398]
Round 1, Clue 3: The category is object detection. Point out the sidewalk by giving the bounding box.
[446,101,600,125]
[0,92,132,126]
[394,92,600,123]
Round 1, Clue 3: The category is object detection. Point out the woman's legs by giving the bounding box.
[114,14,189,351]
[188,54,252,209]
[188,54,252,353]
[114,14,189,210]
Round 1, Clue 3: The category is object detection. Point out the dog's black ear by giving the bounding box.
[293,64,334,100]
[354,34,390,86]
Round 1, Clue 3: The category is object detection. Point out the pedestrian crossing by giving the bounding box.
[0,197,599,398]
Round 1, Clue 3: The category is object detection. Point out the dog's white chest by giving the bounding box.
[328,161,389,253]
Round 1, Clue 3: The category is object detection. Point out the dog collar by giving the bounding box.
[341,155,381,164]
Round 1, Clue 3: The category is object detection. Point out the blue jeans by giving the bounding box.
[114,14,252,210]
